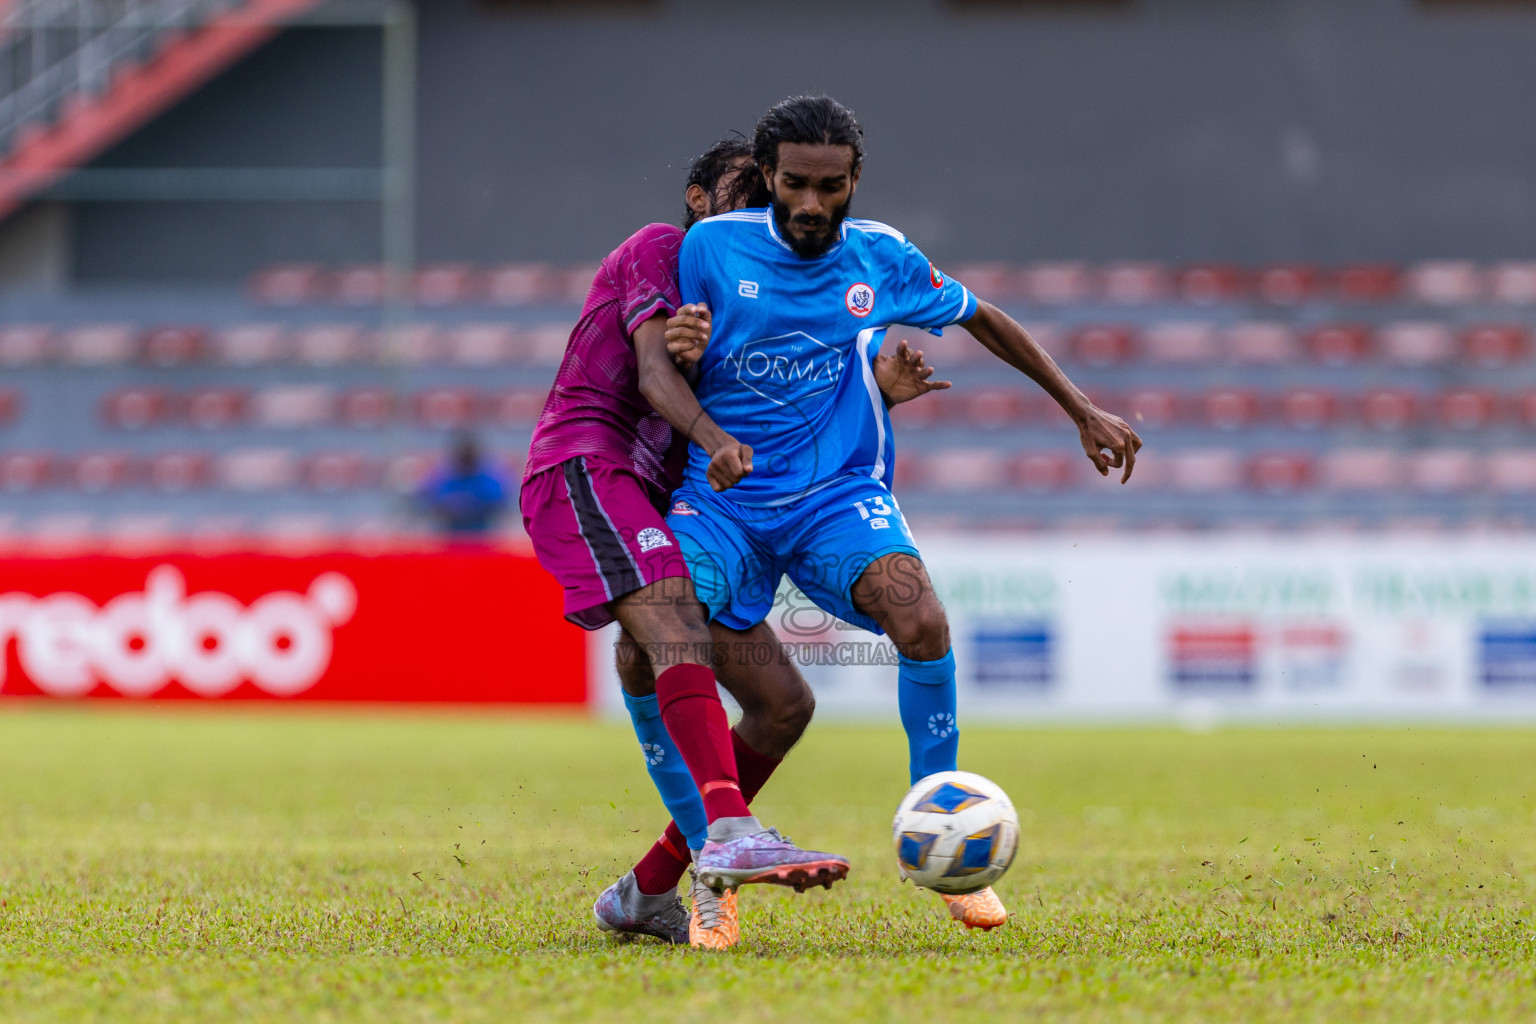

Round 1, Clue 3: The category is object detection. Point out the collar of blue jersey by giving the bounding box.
[765,208,848,259]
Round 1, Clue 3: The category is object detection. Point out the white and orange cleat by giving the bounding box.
[688,869,740,949]
[940,886,1008,930]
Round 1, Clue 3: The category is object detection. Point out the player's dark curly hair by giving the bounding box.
[683,133,753,228]
[752,95,865,175]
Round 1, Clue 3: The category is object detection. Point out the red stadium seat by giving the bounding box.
[1012,452,1073,492]
[1100,262,1171,304]
[1489,263,1536,305]
[1438,390,1499,431]
[0,325,53,366]
[925,448,1008,491]
[384,452,437,493]
[1405,261,1484,305]
[102,389,170,430]
[1323,449,1401,492]
[1463,324,1526,367]
[888,393,940,428]
[891,452,926,489]
[1279,389,1338,430]
[1306,324,1371,366]
[1176,265,1248,304]
[963,388,1031,429]
[1358,390,1420,431]
[1255,264,1322,305]
[142,325,206,367]
[1122,388,1182,428]
[1379,321,1455,366]
[1335,263,1401,302]
[379,324,442,365]
[889,328,984,369]
[514,324,572,366]
[216,448,300,492]
[949,263,1028,301]
[1201,389,1261,431]
[61,324,137,366]
[415,389,480,429]
[338,388,396,428]
[211,323,289,365]
[185,389,247,430]
[493,388,549,425]
[0,389,18,426]
[486,263,556,305]
[1168,450,1242,493]
[1225,322,1298,364]
[333,265,389,305]
[1143,322,1217,364]
[554,263,603,304]
[446,324,516,366]
[70,452,137,493]
[1407,449,1479,494]
[1023,262,1094,304]
[249,264,327,305]
[306,452,376,492]
[1487,450,1536,494]
[1249,453,1314,494]
[147,452,209,492]
[1070,326,1136,367]
[295,324,370,366]
[252,385,334,429]
[414,264,484,305]
[0,452,52,493]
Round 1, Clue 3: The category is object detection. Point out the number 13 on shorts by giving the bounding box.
[852,494,897,530]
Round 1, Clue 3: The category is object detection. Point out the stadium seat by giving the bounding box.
[1463,324,1526,367]
[216,448,299,491]
[185,389,247,429]
[1254,264,1322,305]
[1100,262,1171,304]
[0,325,53,366]
[0,452,52,493]
[0,389,18,426]
[379,324,442,365]
[1306,324,1371,366]
[891,452,926,490]
[415,388,480,429]
[889,327,986,367]
[1407,449,1479,494]
[260,514,337,552]
[252,385,334,429]
[1379,322,1455,366]
[147,452,209,492]
[1225,322,1298,364]
[61,324,137,366]
[513,324,571,367]
[1335,263,1401,302]
[1070,326,1136,367]
[446,324,516,366]
[1322,449,1401,492]
[102,389,170,430]
[1168,449,1242,493]
[249,264,327,305]
[295,324,369,366]
[338,388,396,428]
[554,263,603,304]
[1023,262,1094,304]
[485,263,556,304]
[211,323,289,365]
[950,263,1028,301]
[925,448,1008,491]
[1489,262,1536,305]
[963,388,1031,429]
[1176,265,1248,304]
[414,264,484,305]
[103,513,178,553]
[333,265,389,305]
[493,388,549,425]
[888,392,942,428]
[70,452,136,493]
[306,452,376,492]
[25,513,95,552]
[1122,388,1182,428]
[1438,390,1499,431]
[1279,389,1338,431]
[1143,322,1217,364]
[1358,390,1420,431]
[1487,450,1536,493]
[1249,452,1314,494]
[385,452,437,493]
[1201,389,1261,431]
[1405,261,1484,305]
[141,325,206,367]
[1012,452,1073,492]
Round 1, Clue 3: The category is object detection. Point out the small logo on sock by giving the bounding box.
[641,742,666,765]
[928,712,956,739]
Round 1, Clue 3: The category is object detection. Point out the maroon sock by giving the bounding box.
[731,728,782,804]
[655,663,750,821]
[632,825,691,896]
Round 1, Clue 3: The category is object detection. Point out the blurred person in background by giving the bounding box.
[416,433,508,536]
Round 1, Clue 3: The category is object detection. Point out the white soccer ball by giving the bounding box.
[892,770,1020,895]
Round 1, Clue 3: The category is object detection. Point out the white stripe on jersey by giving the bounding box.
[699,209,768,225]
[856,326,888,483]
[845,218,907,243]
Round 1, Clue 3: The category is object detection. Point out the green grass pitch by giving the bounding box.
[1,708,1534,1022]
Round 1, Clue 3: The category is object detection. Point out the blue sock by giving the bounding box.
[622,690,708,850]
[897,649,959,784]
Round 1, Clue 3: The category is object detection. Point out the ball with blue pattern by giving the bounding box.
[892,770,1020,895]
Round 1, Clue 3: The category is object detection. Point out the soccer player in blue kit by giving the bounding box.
[663,95,1143,930]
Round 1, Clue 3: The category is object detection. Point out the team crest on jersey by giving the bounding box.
[669,500,699,516]
[637,527,671,552]
[845,282,875,318]
[929,262,945,289]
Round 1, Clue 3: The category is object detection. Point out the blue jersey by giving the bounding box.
[678,208,976,507]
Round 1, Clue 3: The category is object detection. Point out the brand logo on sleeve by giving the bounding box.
[845,282,875,318]
[669,500,699,516]
[929,262,945,289]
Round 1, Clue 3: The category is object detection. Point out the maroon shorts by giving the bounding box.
[520,456,691,630]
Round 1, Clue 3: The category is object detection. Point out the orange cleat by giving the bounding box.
[940,886,1008,930]
[688,869,740,949]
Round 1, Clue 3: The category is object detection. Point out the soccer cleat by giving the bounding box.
[694,828,850,894]
[688,869,740,950]
[940,886,1008,930]
[592,871,690,944]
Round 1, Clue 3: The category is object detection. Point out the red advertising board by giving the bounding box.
[0,550,586,704]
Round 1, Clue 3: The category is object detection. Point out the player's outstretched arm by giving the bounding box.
[634,310,753,491]
[959,300,1143,483]
[873,338,951,408]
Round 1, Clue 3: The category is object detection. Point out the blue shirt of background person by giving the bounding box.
[418,435,508,535]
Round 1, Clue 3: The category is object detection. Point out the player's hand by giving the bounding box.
[707,440,753,492]
[1077,405,1143,484]
[666,303,711,368]
[873,338,951,406]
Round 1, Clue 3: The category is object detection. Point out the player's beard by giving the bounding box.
[770,194,852,259]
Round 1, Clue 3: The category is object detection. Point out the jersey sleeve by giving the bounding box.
[885,237,977,334]
[618,224,685,335]
[677,224,715,309]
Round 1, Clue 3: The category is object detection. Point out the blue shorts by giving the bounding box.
[664,474,920,634]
